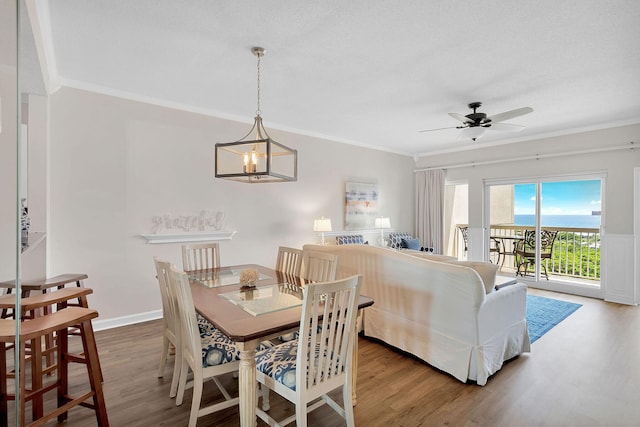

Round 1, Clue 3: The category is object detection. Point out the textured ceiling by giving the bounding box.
[21,0,640,155]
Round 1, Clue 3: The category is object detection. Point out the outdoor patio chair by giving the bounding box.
[458,226,502,264]
[514,229,559,280]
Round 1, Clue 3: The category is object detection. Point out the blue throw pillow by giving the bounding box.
[402,238,421,250]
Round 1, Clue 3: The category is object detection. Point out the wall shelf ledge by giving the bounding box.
[141,230,237,244]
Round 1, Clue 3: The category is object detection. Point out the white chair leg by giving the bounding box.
[295,403,307,427]
[169,344,181,398]
[343,384,355,426]
[158,335,169,377]
[176,359,189,406]
[188,379,204,427]
[260,383,271,411]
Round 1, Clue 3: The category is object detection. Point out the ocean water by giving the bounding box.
[514,214,601,228]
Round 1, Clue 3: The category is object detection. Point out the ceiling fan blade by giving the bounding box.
[419,126,458,133]
[487,107,533,123]
[448,112,473,124]
[487,123,525,131]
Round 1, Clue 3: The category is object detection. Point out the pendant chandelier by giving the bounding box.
[215,47,297,183]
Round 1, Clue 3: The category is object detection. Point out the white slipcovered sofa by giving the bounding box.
[303,244,530,385]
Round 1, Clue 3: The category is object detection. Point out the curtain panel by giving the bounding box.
[415,169,445,253]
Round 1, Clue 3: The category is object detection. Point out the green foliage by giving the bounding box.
[548,231,600,280]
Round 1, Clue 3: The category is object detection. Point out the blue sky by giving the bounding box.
[514,180,601,215]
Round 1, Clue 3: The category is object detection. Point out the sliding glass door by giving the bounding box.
[486,176,603,295]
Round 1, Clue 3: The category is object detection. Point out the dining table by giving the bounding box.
[187,264,374,427]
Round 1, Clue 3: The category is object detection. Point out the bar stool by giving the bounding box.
[0,274,89,373]
[0,273,88,321]
[0,288,103,397]
[0,306,109,426]
[0,287,92,319]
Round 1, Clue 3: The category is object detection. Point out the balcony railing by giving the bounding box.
[455,224,601,283]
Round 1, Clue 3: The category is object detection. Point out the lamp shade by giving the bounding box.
[459,126,486,141]
[374,217,391,229]
[313,217,332,232]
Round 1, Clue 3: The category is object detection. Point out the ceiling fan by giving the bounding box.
[420,102,534,141]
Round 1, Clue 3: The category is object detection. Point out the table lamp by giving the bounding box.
[313,217,332,245]
[374,217,391,246]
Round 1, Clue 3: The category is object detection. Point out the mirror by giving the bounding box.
[0,0,20,423]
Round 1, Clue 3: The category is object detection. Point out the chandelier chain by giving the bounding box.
[256,52,261,116]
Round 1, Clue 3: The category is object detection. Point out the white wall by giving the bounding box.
[417,124,640,302]
[48,87,415,326]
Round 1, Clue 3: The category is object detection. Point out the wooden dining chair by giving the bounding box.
[275,246,303,276]
[154,257,183,398]
[168,264,242,427]
[301,250,338,283]
[181,242,221,272]
[255,275,363,427]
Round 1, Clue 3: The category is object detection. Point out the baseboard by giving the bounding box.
[92,309,162,332]
[604,294,638,305]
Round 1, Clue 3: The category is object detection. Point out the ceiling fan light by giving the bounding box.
[466,127,486,140]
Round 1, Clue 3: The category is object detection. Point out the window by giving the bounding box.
[486,176,603,294]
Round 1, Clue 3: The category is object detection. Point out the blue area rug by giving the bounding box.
[526,295,582,343]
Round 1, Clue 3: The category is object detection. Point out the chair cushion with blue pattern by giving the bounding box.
[200,326,241,367]
[279,331,298,342]
[335,235,367,245]
[256,340,299,390]
[198,315,273,367]
[196,312,216,334]
[255,340,342,391]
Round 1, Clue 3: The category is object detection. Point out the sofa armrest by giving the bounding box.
[446,260,498,294]
[477,282,527,341]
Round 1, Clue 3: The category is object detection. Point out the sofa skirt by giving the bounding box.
[363,307,530,386]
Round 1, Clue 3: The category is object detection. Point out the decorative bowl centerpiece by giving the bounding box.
[239,268,259,290]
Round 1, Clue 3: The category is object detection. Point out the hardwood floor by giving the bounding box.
[5,288,640,426]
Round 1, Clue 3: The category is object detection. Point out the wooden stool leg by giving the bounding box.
[1,342,7,427]
[31,335,44,421]
[57,323,69,423]
[19,340,27,427]
[78,319,109,427]
[65,294,104,384]
[40,290,56,373]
